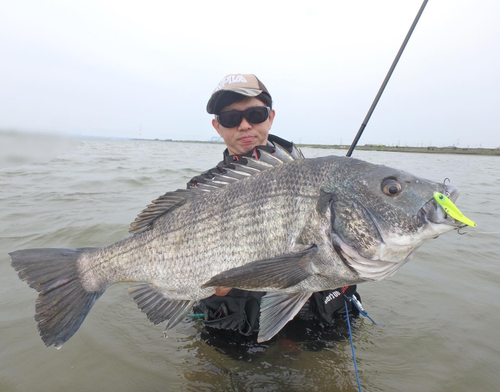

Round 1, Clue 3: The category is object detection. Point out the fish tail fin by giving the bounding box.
[10,247,104,348]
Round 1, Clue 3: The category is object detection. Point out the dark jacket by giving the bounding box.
[188,134,360,336]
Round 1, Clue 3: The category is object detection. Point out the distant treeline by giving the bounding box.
[298,144,500,156]
[144,139,500,156]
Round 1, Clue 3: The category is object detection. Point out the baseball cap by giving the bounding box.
[206,74,271,114]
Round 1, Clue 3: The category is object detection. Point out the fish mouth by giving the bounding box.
[420,185,464,228]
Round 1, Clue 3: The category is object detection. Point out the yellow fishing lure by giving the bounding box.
[433,192,476,227]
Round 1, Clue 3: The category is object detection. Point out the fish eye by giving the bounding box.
[382,178,402,196]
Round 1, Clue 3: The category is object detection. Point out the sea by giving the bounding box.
[1,134,499,392]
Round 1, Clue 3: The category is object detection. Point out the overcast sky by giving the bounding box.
[1,0,499,148]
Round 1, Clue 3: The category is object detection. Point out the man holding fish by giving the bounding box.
[10,73,472,348]
[187,74,361,338]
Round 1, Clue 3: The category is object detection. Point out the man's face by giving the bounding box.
[212,97,275,156]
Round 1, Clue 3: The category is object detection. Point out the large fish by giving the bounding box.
[10,146,465,348]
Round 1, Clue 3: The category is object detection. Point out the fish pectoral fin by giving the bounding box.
[201,245,318,290]
[258,292,313,342]
[129,284,194,330]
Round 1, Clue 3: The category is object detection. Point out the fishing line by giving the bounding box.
[344,296,386,392]
[344,299,362,392]
[457,229,500,236]
[346,0,429,157]
[464,231,500,235]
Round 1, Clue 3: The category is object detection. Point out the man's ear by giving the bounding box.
[268,109,276,128]
[212,118,222,136]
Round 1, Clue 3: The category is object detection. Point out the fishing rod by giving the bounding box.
[344,3,430,391]
[346,0,429,157]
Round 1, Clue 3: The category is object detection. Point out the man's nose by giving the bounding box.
[238,117,252,130]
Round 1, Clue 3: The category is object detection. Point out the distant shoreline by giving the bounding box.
[298,144,500,156]
[136,138,500,156]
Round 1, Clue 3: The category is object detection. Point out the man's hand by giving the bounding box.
[215,286,232,296]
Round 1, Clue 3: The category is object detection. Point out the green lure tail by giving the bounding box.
[434,193,477,227]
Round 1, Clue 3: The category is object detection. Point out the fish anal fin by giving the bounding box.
[258,292,312,342]
[129,284,193,329]
[201,245,318,290]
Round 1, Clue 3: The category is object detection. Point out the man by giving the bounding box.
[189,74,361,339]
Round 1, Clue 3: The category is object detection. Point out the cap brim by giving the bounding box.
[229,87,262,97]
[207,88,263,114]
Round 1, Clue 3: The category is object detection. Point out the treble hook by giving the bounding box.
[443,178,451,196]
[457,226,468,235]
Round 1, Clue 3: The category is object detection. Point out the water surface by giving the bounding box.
[1,138,499,391]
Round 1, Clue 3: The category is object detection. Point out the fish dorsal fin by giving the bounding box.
[129,189,203,234]
[276,141,304,161]
[290,143,305,160]
[129,143,303,234]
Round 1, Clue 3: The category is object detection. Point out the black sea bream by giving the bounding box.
[10,146,464,347]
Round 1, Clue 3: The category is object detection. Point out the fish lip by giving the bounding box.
[419,186,462,226]
[446,185,460,202]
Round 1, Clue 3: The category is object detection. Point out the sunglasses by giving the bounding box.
[215,106,271,128]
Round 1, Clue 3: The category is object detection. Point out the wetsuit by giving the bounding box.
[188,134,361,337]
